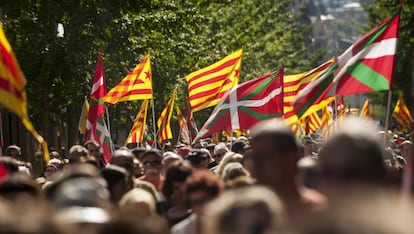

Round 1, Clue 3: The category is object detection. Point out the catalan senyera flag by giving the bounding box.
[103,54,153,104]
[125,100,149,145]
[284,58,336,127]
[0,24,50,162]
[392,93,413,131]
[157,89,176,142]
[360,99,370,117]
[321,104,332,129]
[186,49,242,112]
[299,111,322,135]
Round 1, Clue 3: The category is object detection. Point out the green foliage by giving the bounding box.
[0,0,325,144]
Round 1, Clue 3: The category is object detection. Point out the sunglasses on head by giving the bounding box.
[143,160,162,166]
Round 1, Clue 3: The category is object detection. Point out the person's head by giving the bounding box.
[213,143,229,164]
[202,186,286,234]
[43,163,61,181]
[162,151,183,169]
[101,165,131,203]
[221,162,250,182]
[141,149,163,176]
[5,145,22,161]
[84,140,101,158]
[0,173,42,201]
[250,120,299,190]
[186,170,223,214]
[110,149,136,177]
[49,150,61,160]
[231,140,248,154]
[176,145,191,158]
[185,149,209,169]
[131,147,147,162]
[318,117,386,190]
[67,145,88,164]
[161,161,193,207]
[215,152,244,177]
[119,188,157,217]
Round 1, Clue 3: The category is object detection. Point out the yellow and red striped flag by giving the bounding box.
[0,24,49,162]
[186,49,242,112]
[125,100,149,145]
[360,99,369,117]
[103,54,153,104]
[157,89,176,142]
[392,93,413,131]
[321,104,332,129]
[284,58,336,129]
[299,111,322,135]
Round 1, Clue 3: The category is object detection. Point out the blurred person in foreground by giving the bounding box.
[202,185,287,234]
[249,119,326,224]
[161,161,193,227]
[171,170,223,234]
[317,117,387,196]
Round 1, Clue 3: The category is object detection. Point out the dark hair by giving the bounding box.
[0,173,42,200]
[161,161,193,201]
[142,149,163,160]
[186,149,209,165]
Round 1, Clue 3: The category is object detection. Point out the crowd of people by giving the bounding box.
[0,116,413,233]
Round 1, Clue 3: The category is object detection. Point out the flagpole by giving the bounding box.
[151,99,157,149]
[384,90,393,132]
[105,106,111,135]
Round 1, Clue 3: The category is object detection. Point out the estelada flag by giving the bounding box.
[103,54,153,104]
[186,49,242,112]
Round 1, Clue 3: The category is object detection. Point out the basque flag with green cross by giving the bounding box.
[194,67,284,142]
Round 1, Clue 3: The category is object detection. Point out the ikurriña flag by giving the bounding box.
[157,89,176,142]
[103,54,153,104]
[330,9,400,96]
[186,49,242,112]
[85,53,113,163]
[392,93,413,131]
[294,10,400,118]
[194,67,284,142]
[0,23,50,162]
[125,100,149,145]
